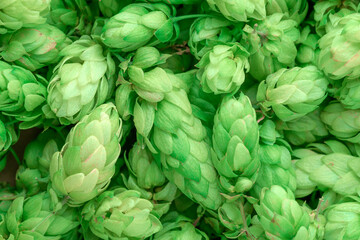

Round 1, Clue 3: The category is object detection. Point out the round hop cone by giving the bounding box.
[0,0,50,34]
[335,77,360,110]
[212,93,260,194]
[243,13,300,81]
[320,101,360,143]
[257,65,328,122]
[318,13,360,80]
[206,0,266,22]
[0,61,48,128]
[189,16,243,60]
[150,86,223,210]
[266,0,308,25]
[47,36,115,125]
[254,185,313,240]
[97,0,131,18]
[296,26,320,67]
[3,191,79,239]
[49,103,122,206]
[81,188,162,240]
[101,3,176,52]
[0,24,71,71]
[196,43,249,95]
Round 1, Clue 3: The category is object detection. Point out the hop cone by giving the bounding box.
[49,103,122,206]
[243,13,300,81]
[0,115,18,172]
[320,101,360,143]
[318,13,360,80]
[81,188,162,239]
[148,0,203,4]
[101,3,176,52]
[257,66,329,122]
[0,0,51,34]
[189,16,243,59]
[206,0,266,22]
[324,201,360,240]
[47,36,115,125]
[153,213,208,240]
[293,142,360,198]
[335,77,360,109]
[97,0,131,18]
[254,185,314,240]
[0,61,48,128]
[196,44,249,95]
[266,0,308,25]
[0,24,71,71]
[150,85,223,210]
[212,93,260,193]
[2,191,79,239]
[276,109,329,146]
[251,120,296,198]
[296,26,320,66]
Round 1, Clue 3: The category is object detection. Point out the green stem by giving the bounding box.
[53,126,66,141]
[171,14,212,22]
[239,197,255,240]
[9,147,20,166]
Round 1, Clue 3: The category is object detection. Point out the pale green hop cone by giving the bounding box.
[335,77,360,110]
[257,65,329,122]
[212,93,260,194]
[266,0,308,25]
[81,188,162,240]
[296,25,320,67]
[97,0,131,18]
[196,44,249,95]
[49,103,122,206]
[47,36,115,125]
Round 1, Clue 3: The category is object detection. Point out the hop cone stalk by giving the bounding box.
[0,0,51,34]
[49,103,122,206]
[0,24,71,71]
[2,191,79,239]
[47,36,115,125]
[257,66,328,122]
[101,3,175,52]
[251,120,296,198]
[243,13,300,81]
[318,13,360,80]
[81,188,162,239]
[0,61,48,128]
[320,101,360,143]
[324,201,360,240]
[254,185,313,240]
[276,109,329,146]
[150,85,223,210]
[266,0,308,25]
[206,0,266,22]
[189,16,243,60]
[212,93,260,194]
[196,44,250,95]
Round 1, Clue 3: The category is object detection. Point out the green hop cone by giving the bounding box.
[324,201,360,240]
[0,24,71,71]
[257,66,329,122]
[335,77,360,109]
[101,3,176,52]
[97,0,131,18]
[212,93,260,194]
[115,83,137,121]
[318,13,360,80]
[276,109,329,146]
[150,84,223,210]
[206,0,266,22]
[81,188,162,239]
[153,213,208,240]
[296,26,320,66]
[49,103,122,206]
[196,44,249,95]
[250,120,296,198]
[0,61,48,128]
[293,142,360,198]
[320,101,360,143]
[0,115,19,172]
[243,13,300,81]
[189,16,243,60]
[254,185,313,240]
[3,191,79,239]
[47,36,115,125]
[148,0,203,4]
[0,0,51,34]
[266,0,308,25]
